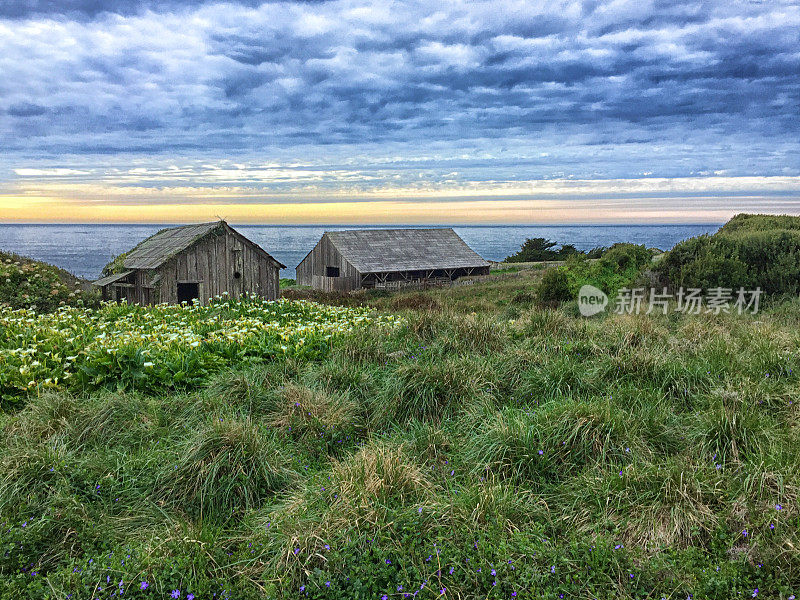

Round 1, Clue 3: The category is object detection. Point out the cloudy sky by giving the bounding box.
[1,0,799,223]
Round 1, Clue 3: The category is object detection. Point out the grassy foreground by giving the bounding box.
[1,272,799,599]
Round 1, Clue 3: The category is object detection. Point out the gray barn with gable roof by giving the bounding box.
[296,228,490,292]
[92,221,285,305]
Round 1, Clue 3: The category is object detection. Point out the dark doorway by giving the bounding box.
[326,266,340,277]
[177,282,200,303]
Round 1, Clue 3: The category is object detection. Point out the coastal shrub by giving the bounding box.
[536,267,573,304]
[504,237,560,261]
[0,251,98,312]
[505,237,585,262]
[655,213,800,296]
[562,243,653,295]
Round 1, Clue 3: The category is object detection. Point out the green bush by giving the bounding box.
[536,268,573,304]
[655,214,800,296]
[559,243,653,297]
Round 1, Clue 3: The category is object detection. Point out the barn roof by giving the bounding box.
[120,221,285,270]
[325,228,489,273]
[121,222,224,269]
[92,270,134,287]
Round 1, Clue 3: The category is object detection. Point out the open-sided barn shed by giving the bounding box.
[92,221,285,305]
[296,228,490,292]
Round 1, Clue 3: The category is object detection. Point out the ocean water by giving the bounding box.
[0,223,720,280]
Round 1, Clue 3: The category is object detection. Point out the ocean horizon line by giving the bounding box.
[0,221,725,228]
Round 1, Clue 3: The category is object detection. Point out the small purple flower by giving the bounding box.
[171,590,181,599]
[139,581,149,590]
[325,581,330,588]
[550,565,555,573]
[776,504,783,511]
[752,589,758,598]
[187,595,195,600]
[382,595,388,600]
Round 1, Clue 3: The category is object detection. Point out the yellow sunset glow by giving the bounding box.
[2,175,800,223]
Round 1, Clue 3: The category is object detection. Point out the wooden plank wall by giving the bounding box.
[139,227,279,304]
[296,234,361,291]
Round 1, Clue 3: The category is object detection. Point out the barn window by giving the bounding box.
[177,282,200,303]
[326,266,340,277]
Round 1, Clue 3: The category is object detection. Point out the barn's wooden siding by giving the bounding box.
[296,234,360,292]
[153,225,279,304]
[102,223,280,305]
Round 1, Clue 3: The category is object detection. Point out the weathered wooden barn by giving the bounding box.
[296,228,490,292]
[92,221,285,305]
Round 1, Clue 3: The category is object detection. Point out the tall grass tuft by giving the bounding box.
[465,399,638,483]
[688,387,778,465]
[157,418,294,520]
[371,355,496,424]
[202,365,278,415]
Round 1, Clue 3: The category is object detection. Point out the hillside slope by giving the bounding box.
[655,213,800,296]
[1,273,798,599]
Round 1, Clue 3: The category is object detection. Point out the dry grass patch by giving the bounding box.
[265,442,433,566]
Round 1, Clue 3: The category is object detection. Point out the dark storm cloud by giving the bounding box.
[0,0,271,19]
[7,102,47,117]
[0,0,799,181]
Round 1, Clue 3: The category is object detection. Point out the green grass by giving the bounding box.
[1,269,799,599]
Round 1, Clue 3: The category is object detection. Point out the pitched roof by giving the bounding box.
[324,228,489,273]
[92,270,134,286]
[120,221,285,270]
[122,222,224,269]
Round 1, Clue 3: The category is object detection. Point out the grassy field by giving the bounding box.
[1,265,799,599]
